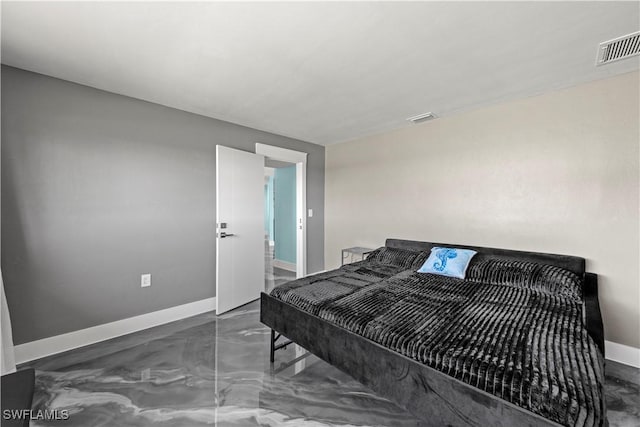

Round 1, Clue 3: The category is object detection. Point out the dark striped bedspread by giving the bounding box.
[270,247,428,316]
[269,250,605,427]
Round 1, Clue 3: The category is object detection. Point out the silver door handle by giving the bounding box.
[219,232,235,238]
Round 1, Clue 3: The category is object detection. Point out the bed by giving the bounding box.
[260,239,606,427]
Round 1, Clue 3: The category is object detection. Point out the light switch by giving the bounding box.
[308,209,313,217]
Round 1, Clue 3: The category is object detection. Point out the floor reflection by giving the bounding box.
[25,302,425,427]
[265,239,296,294]
[21,301,640,427]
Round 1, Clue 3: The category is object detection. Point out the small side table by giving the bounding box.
[341,247,374,266]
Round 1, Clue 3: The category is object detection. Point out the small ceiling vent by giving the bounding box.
[596,31,640,66]
[407,112,437,124]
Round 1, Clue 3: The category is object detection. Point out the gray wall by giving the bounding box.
[1,66,325,345]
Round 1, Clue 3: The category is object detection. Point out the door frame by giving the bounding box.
[255,143,307,278]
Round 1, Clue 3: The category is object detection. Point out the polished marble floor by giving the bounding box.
[266,267,295,293]
[265,240,296,293]
[21,302,640,427]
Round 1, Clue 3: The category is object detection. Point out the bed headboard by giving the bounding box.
[385,238,586,277]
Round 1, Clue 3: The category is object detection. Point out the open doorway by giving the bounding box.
[264,160,297,292]
[256,143,308,291]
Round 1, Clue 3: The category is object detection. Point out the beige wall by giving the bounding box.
[325,71,639,349]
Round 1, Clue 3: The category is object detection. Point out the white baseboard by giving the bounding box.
[306,269,327,277]
[605,340,640,368]
[273,259,296,272]
[14,297,216,365]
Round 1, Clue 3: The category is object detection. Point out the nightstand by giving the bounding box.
[341,247,374,266]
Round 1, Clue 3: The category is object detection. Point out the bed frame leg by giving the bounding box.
[270,329,275,363]
[269,329,294,363]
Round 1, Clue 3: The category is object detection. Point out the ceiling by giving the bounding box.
[1,2,638,146]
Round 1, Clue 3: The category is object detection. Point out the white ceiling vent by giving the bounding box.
[596,31,640,66]
[407,112,437,124]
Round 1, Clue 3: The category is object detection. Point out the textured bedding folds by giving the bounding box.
[269,247,605,427]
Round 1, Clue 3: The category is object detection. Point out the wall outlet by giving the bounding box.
[141,274,151,288]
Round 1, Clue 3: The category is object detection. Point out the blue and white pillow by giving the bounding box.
[417,247,477,279]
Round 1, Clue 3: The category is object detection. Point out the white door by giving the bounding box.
[216,145,264,314]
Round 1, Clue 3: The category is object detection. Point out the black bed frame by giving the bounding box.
[260,239,605,427]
